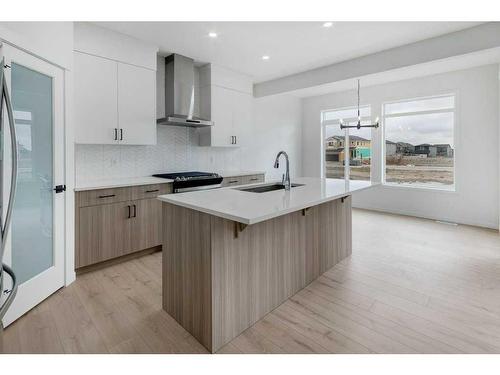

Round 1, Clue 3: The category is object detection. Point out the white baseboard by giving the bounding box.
[352,203,498,230]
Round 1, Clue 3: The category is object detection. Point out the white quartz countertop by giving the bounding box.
[157,177,375,225]
[74,171,265,191]
[75,176,173,191]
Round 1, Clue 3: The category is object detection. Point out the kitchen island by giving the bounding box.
[157,177,374,352]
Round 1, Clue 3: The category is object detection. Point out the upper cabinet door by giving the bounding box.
[232,90,253,147]
[117,62,156,145]
[210,85,236,147]
[74,52,119,144]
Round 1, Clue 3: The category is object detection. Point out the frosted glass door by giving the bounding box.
[1,44,65,327]
[11,62,54,283]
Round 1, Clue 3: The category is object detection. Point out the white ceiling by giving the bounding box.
[95,22,483,83]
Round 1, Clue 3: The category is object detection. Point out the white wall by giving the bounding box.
[302,64,499,229]
[74,22,157,70]
[252,95,302,179]
[0,22,73,69]
[75,93,302,182]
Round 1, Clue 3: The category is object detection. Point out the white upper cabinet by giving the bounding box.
[231,90,253,147]
[198,64,253,147]
[207,85,236,147]
[74,52,119,144]
[74,22,158,145]
[117,63,156,145]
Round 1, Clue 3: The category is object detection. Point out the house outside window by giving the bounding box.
[322,106,372,181]
[383,94,455,189]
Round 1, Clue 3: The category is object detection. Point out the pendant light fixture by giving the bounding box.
[340,79,379,130]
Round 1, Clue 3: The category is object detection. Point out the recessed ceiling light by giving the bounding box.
[208,32,217,38]
[323,22,333,28]
[262,55,270,60]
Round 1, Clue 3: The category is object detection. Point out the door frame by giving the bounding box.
[1,43,66,326]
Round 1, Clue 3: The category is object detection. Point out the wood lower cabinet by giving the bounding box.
[77,202,133,267]
[75,175,265,270]
[221,174,265,187]
[240,174,264,185]
[75,183,172,269]
[131,198,163,251]
[221,176,242,187]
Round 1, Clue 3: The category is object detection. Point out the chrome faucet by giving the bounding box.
[274,151,291,190]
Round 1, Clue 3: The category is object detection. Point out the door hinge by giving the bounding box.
[54,185,66,193]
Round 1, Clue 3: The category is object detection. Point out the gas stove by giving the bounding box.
[153,171,223,193]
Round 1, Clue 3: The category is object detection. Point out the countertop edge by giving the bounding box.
[157,181,376,225]
[74,178,173,192]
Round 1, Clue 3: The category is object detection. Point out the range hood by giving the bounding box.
[157,54,213,127]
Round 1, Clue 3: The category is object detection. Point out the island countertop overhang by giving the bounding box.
[157,177,376,225]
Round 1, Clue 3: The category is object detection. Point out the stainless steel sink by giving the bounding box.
[237,183,304,193]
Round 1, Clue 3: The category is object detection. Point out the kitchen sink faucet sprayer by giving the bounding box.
[274,151,291,191]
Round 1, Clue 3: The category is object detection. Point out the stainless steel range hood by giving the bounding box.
[157,54,213,127]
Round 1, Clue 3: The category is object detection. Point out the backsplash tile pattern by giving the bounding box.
[75,126,248,183]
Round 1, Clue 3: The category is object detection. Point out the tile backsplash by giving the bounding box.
[75,126,252,183]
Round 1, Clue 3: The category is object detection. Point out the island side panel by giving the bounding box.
[337,196,352,260]
[210,209,306,351]
[162,202,213,351]
[304,195,352,283]
[210,197,352,351]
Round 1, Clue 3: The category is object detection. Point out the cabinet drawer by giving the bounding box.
[131,183,172,200]
[241,174,264,185]
[76,187,132,207]
[222,177,242,187]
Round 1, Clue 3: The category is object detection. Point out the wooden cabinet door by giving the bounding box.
[117,62,156,145]
[76,201,132,268]
[74,51,119,144]
[130,198,162,252]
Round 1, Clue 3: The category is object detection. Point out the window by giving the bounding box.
[383,94,455,189]
[322,106,372,181]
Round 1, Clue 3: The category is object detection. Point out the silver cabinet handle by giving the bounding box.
[114,128,118,140]
[98,194,116,199]
[120,128,123,141]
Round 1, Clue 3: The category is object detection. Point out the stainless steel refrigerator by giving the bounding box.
[0,56,18,350]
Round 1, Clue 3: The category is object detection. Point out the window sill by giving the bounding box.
[381,182,457,193]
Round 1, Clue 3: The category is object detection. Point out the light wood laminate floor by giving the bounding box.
[3,209,500,354]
